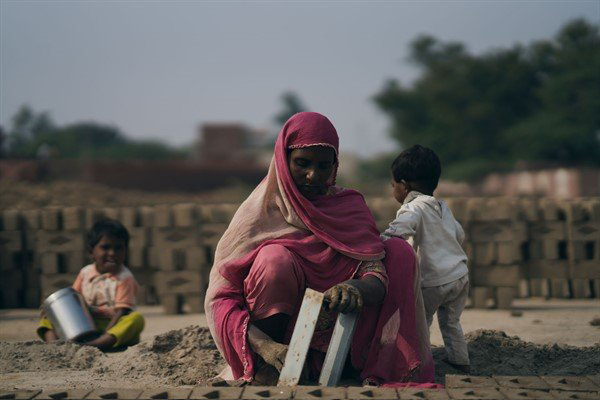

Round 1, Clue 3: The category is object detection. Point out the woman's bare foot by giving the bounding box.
[247,325,288,371]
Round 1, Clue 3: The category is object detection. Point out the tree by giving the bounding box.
[373,19,600,180]
[273,91,308,126]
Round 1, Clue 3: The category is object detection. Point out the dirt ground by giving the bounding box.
[1,298,599,391]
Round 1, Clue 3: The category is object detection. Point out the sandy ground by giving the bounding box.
[1,298,599,391]
[2,298,598,346]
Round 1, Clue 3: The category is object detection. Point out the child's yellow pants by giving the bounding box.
[37,311,145,348]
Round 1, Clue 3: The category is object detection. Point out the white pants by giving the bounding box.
[422,274,470,366]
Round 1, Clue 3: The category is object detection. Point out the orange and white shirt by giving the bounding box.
[72,264,139,318]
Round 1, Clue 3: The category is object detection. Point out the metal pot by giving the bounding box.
[41,287,98,342]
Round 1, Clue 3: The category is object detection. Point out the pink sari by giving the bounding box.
[204,112,434,384]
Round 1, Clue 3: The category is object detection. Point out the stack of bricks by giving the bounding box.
[150,203,206,314]
[465,198,527,309]
[0,210,25,308]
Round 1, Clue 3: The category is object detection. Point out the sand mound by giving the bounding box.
[2,327,599,388]
[433,329,600,381]
[0,340,104,374]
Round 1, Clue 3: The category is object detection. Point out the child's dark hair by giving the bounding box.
[391,145,441,194]
[87,218,130,250]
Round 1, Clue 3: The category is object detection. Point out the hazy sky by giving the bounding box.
[1,1,598,157]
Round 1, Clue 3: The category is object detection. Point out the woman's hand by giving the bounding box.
[324,282,364,314]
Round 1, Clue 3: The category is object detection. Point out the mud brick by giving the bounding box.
[550,279,570,298]
[184,247,209,270]
[465,197,485,221]
[159,293,181,314]
[139,206,155,227]
[128,246,147,269]
[189,387,242,399]
[37,231,85,253]
[571,221,600,242]
[34,388,93,399]
[0,268,23,290]
[493,376,550,389]
[483,198,517,221]
[242,387,292,399]
[154,248,182,271]
[494,287,516,309]
[0,230,23,252]
[539,198,565,221]
[154,227,201,249]
[571,278,592,298]
[516,198,541,221]
[42,207,62,230]
[85,388,143,399]
[497,388,553,399]
[518,279,529,298]
[470,222,514,243]
[184,293,204,313]
[40,252,60,274]
[0,389,41,399]
[22,209,42,230]
[549,390,599,399]
[0,288,21,308]
[24,288,41,308]
[541,376,600,391]
[594,279,600,298]
[473,265,521,287]
[529,278,550,297]
[525,261,569,279]
[445,197,469,223]
[128,227,149,248]
[471,286,492,308]
[41,273,78,299]
[497,242,521,265]
[396,388,449,399]
[367,197,398,223]
[101,207,121,221]
[202,223,228,247]
[292,386,346,399]
[347,387,399,399]
[172,203,198,227]
[531,221,567,241]
[446,388,504,399]
[198,204,239,224]
[0,250,20,271]
[62,207,85,230]
[84,208,106,229]
[120,207,139,229]
[445,375,498,388]
[154,270,203,294]
[138,388,192,399]
[1,209,21,230]
[154,205,173,228]
[473,243,495,265]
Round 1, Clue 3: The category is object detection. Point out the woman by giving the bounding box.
[204,112,434,385]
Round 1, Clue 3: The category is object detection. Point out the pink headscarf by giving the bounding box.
[204,112,433,383]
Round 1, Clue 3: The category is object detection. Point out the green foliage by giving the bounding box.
[6,107,182,160]
[273,91,307,126]
[374,19,600,181]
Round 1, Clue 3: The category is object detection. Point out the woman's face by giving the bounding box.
[288,146,336,199]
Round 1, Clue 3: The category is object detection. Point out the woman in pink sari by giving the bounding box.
[204,112,434,386]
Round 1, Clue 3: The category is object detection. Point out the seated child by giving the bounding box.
[38,218,144,351]
[381,145,470,373]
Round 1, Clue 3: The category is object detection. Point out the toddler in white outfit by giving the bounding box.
[381,145,470,373]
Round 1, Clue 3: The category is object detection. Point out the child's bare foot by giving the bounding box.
[43,330,58,343]
[252,359,280,386]
[82,333,117,351]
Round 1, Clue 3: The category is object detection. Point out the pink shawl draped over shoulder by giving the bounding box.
[204,112,434,384]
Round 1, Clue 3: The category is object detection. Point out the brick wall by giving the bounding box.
[1,198,598,312]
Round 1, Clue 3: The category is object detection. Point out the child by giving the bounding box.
[38,218,145,351]
[381,145,470,373]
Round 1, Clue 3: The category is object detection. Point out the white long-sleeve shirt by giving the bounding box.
[381,191,468,287]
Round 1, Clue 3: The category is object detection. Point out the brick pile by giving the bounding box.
[0,198,598,311]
